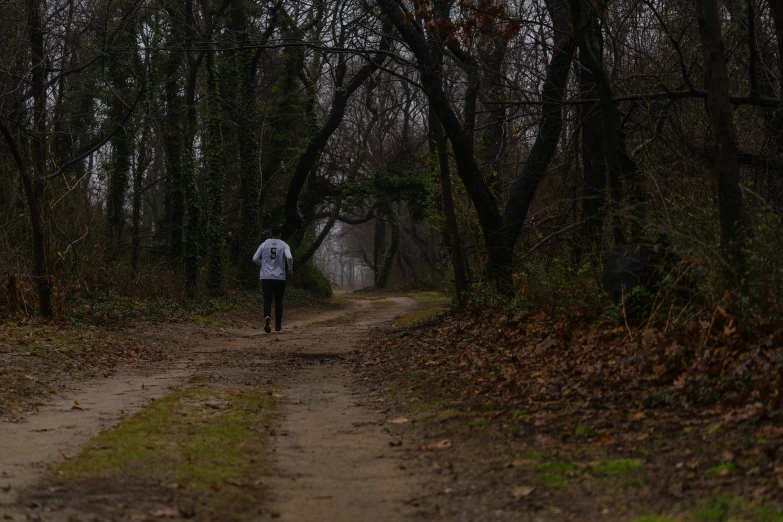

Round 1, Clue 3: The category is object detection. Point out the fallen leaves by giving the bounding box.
[389,417,410,424]
[422,439,452,452]
[758,424,783,439]
[509,485,535,499]
[628,411,646,421]
[354,304,783,521]
[150,507,179,518]
[0,318,163,420]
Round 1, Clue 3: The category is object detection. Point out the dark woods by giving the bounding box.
[1,0,782,326]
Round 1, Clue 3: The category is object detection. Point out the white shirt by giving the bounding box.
[252,239,293,280]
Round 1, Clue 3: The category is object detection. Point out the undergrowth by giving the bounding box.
[1,261,332,325]
[52,385,275,519]
[62,286,324,327]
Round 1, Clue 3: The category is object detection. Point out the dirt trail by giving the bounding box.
[0,296,422,521]
[0,361,193,509]
[265,297,419,521]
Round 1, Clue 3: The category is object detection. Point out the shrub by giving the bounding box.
[511,257,604,318]
[289,263,332,299]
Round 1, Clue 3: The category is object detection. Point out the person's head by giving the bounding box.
[270,225,282,239]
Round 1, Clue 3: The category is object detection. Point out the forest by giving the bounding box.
[1,0,782,320]
[2,0,783,519]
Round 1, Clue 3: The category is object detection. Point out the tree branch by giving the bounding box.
[46,81,146,180]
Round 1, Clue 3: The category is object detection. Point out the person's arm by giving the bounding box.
[252,242,265,266]
[284,243,293,273]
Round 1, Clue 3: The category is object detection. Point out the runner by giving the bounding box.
[252,226,293,333]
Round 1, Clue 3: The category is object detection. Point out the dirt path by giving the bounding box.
[0,296,422,521]
[0,363,191,508]
[265,297,419,521]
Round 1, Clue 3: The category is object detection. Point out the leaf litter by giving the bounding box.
[0,318,173,420]
[354,306,783,520]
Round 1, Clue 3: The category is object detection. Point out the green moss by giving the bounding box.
[410,399,437,413]
[534,461,580,489]
[435,408,466,422]
[396,308,444,327]
[483,400,498,411]
[468,419,489,428]
[407,292,450,306]
[692,507,726,521]
[755,505,783,522]
[633,517,676,522]
[539,473,568,489]
[593,459,643,476]
[395,291,449,327]
[505,424,521,435]
[54,386,274,494]
[689,495,783,522]
[574,425,594,438]
[706,462,735,475]
[519,451,544,461]
[535,461,580,474]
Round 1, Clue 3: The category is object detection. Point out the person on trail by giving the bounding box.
[252,225,293,333]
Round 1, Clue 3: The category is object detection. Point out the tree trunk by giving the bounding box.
[7,271,18,314]
[501,0,576,250]
[476,27,508,193]
[375,207,400,288]
[235,50,262,289]
[205,53,225,297]
[162,49,184,262]
[759,0,783,212]
[182,5,204,298]
[577,39,607,261]
[0,123,50,315]
[427,11,470,302]
[106,20,135,257]
[182,140,201,298]
[767,0,783,97]
[378,0,507,286]
[569,0,642,244]
[430,110,469,301]
[230,0,279,289]
[108,121,131,255]
[131,125,150,272]
[373,214,386,278]
[695,0,746,273]
[27,0,53,316]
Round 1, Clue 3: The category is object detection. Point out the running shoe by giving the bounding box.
[264,316,272,333]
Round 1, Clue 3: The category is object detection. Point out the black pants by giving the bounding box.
[261,279,286,329]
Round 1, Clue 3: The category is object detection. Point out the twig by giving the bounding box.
[621,287,634,342]
[700,305,720,354]
[518,221,582,261]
